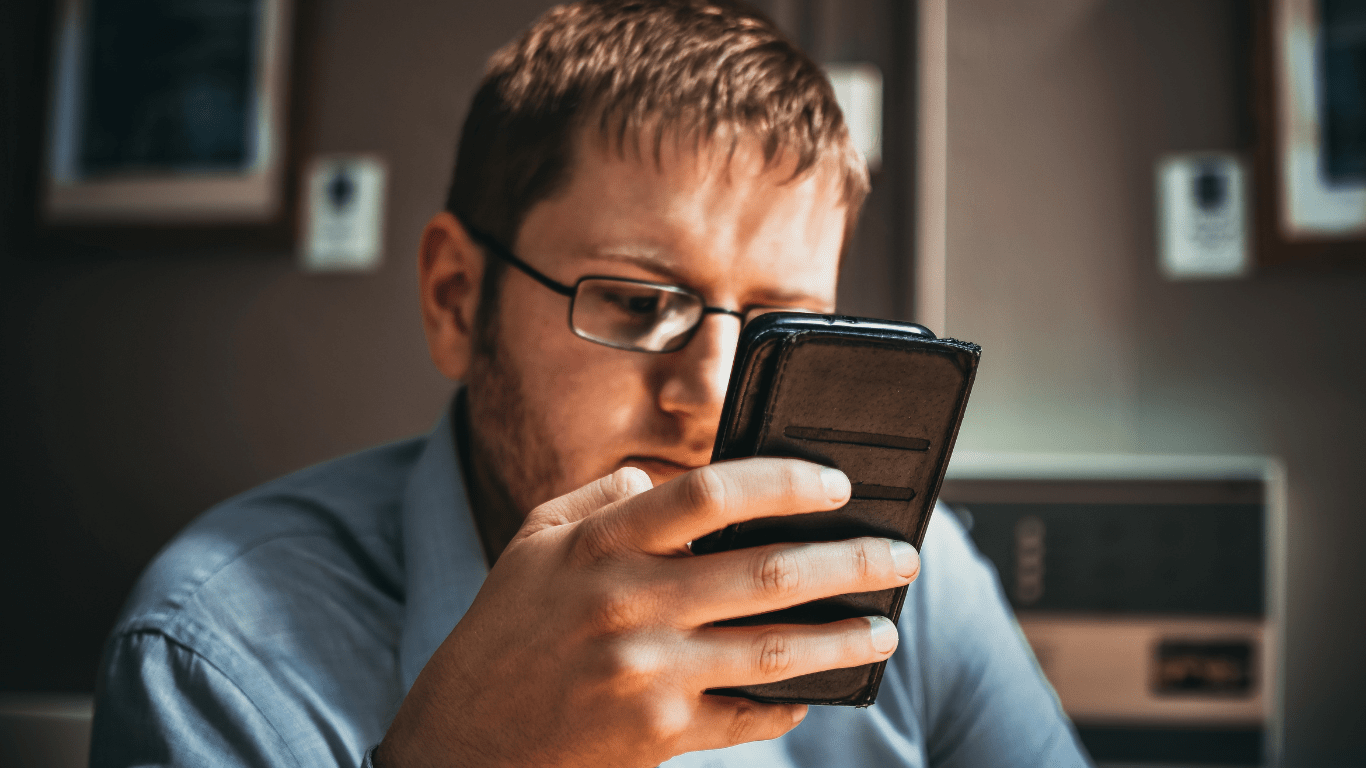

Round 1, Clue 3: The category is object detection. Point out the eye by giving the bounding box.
[626,295,660,315]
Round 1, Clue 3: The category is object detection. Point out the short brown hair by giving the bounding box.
[445,0,869,252]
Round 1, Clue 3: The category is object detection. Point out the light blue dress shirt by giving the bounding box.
[90,406,1090,767]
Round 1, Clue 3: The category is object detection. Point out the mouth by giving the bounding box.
[622,455,705,481]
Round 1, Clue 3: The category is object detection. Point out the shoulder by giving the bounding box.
[898,506,1022,657]
[914,505,999,610]
[881,507,1087,766]
[114,435,426,645]
[876,507,1019,727]
[919,505,984,570]
[95,436,431,766]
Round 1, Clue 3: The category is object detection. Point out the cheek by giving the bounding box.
[543,349,662,488]
[496,282,660,479]
[542,345,654,427]
[502,286,624,400]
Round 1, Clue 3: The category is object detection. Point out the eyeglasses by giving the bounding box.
[462,220,808,353]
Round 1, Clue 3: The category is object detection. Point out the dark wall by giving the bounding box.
[0,0,562,690]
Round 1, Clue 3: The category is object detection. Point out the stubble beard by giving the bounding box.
[464,318,566,519]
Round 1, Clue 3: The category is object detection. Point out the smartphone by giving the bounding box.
[691,312,980,706]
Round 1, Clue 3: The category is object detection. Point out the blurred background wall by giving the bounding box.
[945,2,1365,764]
[0,0,549,688]
[0,0,1362,764]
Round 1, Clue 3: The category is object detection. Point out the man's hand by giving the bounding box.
[377,458,921,768]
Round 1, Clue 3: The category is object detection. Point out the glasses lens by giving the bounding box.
[572,279,705,352]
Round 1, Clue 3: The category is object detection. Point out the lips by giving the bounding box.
[622,455,705,481]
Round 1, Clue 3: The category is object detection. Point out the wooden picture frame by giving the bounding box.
[1253,0,1366,267]
[38,0,304,251]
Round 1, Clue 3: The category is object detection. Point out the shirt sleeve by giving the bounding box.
[90,631,303,768]
[911,511,1093,768]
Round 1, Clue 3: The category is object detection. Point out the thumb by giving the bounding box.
[513,467,653,543]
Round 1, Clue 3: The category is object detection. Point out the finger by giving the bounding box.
[674,696,807,754]
[690,616,899,689]
[583,458,849,556]
[662,537,919,626]
[515,467,653,542]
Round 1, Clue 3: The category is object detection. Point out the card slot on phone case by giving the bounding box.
[783,425,930,451]
[849,483,916,501]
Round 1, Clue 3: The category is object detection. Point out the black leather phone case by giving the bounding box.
[691,313,980,706]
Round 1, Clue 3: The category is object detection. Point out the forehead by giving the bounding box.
[514,127,848,307]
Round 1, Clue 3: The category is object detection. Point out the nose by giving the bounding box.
[655,313,740,428]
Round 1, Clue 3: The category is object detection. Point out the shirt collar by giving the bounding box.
[398,399,489,695]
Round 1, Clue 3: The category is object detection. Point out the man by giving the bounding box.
[91,2,1090,766]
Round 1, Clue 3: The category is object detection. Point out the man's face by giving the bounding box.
[466,132,847,513]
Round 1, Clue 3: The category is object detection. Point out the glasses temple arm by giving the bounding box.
[457,216,749,320]
[460,219,577,297]
[701,306,745,320]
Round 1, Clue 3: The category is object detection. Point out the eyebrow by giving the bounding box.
[580,248,687,283]
[578,249,834,310]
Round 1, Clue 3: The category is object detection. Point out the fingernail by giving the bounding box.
[820,467,850,502]
[868,616,899,654]
[888,540,919,579]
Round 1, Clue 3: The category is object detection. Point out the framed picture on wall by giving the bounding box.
[42,0,295,232]
[1254,0,1366,266]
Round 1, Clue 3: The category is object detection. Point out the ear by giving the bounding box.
[418,211,485,381]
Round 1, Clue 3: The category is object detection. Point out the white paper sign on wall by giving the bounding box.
[302,155,387,272]
[826,63,883,172]
[1157,154,1250,280]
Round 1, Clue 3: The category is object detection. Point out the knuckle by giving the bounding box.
[574,517,625,564]
[519,500,568,537]
[727,701,765,744]
[684,465,729,515]
[590,585,647,634]
[524,498,554,523]
[778,461,808,499]
[755,548,802,600]
[850,538,876,581]
[755,630,796,679]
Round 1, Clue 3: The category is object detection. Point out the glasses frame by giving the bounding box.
[461,220,745,353]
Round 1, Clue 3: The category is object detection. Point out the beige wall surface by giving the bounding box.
[946,1,1365,763]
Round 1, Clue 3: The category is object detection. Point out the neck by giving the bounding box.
[454,390,524,566]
